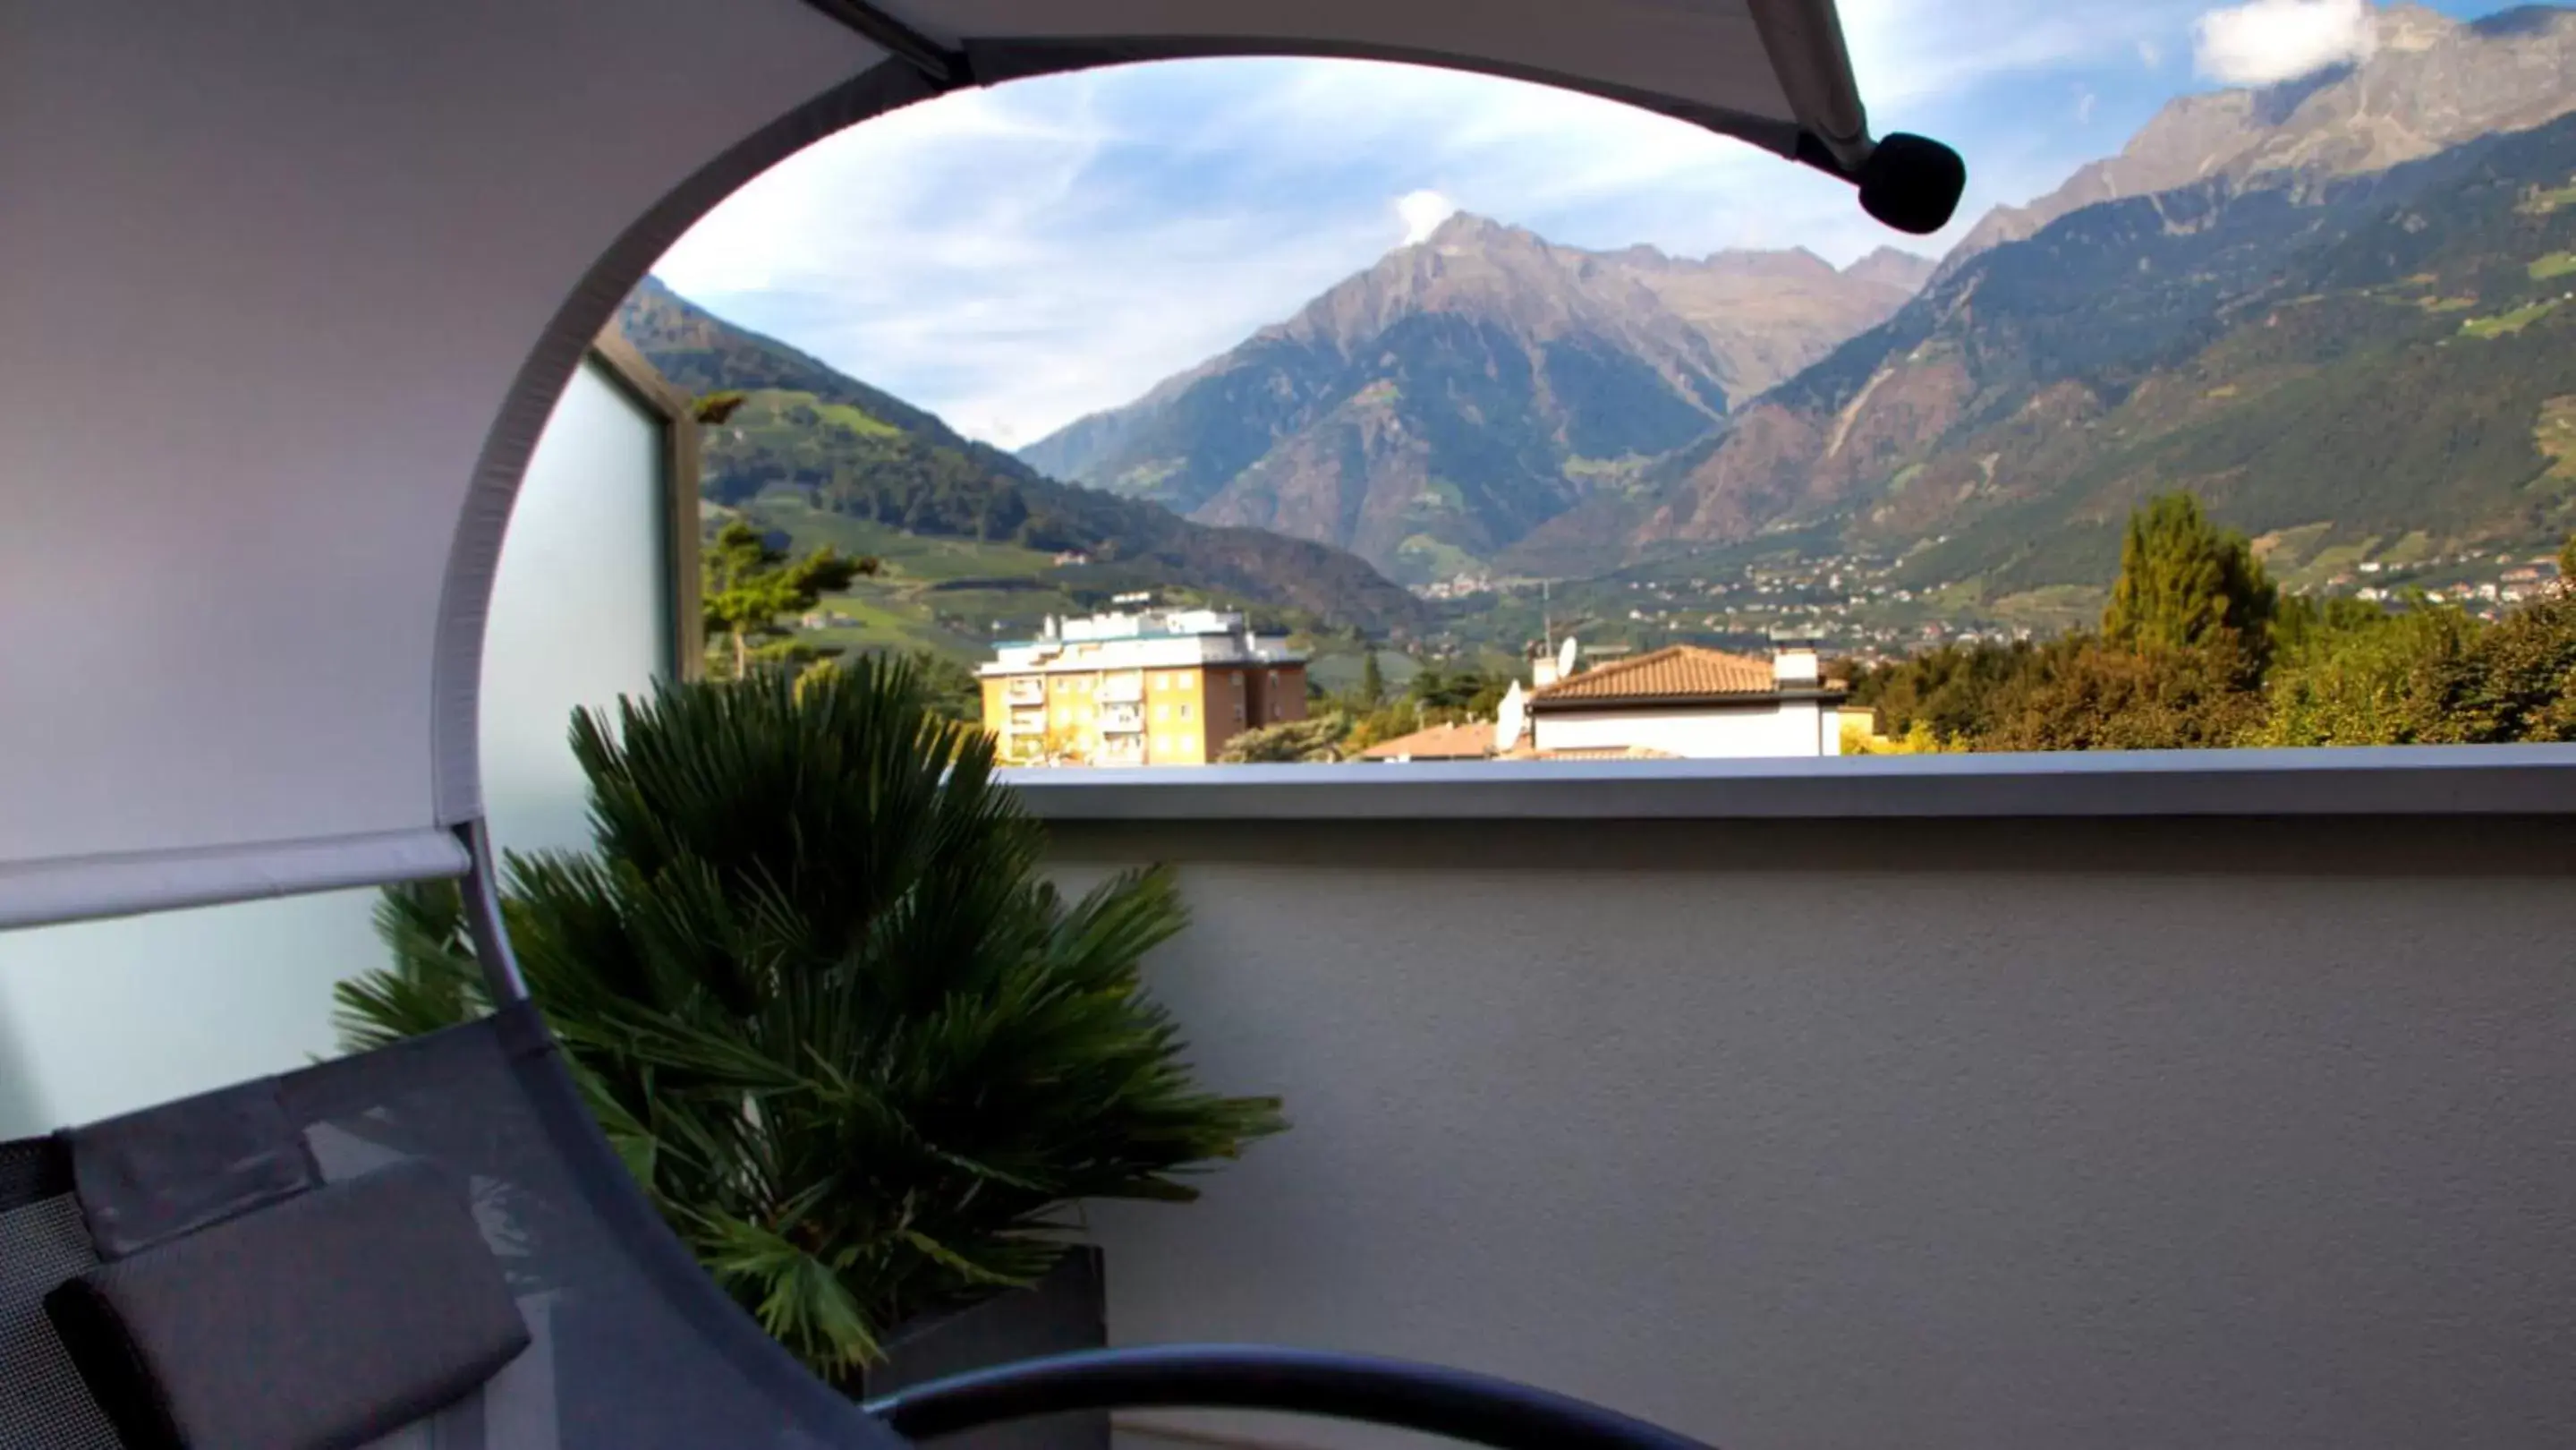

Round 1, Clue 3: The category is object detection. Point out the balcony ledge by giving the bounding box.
[999,743,2576,821]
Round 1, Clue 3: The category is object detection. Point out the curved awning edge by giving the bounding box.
[0,830,472,932]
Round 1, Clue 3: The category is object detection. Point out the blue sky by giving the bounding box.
[653,0,2521,448]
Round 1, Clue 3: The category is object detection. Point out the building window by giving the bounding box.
[1179,704,1193,720]
[1152,704,1167,721]
[1234,704,1245,723]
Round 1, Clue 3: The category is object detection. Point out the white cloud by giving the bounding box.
[2138,38,2164,68]
[2076,90,2099,124]
[2190,0,2377,85]
[1396,190,1459,244]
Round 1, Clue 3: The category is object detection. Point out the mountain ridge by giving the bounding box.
[1018,214,1933,583]
[1552,108,2576,607]
[1935,2,2576,275]
[616,277,1428,634]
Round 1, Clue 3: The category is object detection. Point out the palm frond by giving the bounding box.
[333,655,1284,1383]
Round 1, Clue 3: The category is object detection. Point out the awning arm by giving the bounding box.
[1750,0,1968,235]
[801,0,970,87]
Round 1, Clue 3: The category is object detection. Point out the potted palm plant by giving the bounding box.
[336,657,1284,1444]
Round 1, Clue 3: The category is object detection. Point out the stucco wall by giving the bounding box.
[1535,699,1834,756]
[1053,815,2576,1450]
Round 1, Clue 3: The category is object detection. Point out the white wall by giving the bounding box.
[1535,698,1834,757]
[0,357,672,1135]
[1056,816,2576,1450]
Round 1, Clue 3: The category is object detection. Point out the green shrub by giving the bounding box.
[335,658,1283,1386]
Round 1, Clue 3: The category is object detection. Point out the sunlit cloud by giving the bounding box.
[1397,190,1460,244]
[2191,0,2377,85]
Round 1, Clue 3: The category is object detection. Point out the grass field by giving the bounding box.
[2461,298,2564,337]
[728,494,1091,668]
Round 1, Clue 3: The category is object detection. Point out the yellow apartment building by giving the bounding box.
[978,607,1308,765]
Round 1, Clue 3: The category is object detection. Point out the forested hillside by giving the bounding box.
[616,278,1426,635]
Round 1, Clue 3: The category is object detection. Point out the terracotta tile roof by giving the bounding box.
[1358,721,1494,760]
[1528,644,1777,704]
[1527,745,1680,761]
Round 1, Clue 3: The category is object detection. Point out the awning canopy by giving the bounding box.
[0,0,1959,928]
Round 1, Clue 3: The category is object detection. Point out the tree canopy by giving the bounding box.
[2101,491,2277,667]
[1219,712,1348,763]
[1855,492,2576,752]
[701,518,877,678]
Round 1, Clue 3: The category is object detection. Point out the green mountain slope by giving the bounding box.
[616,278,1426,637]
[1537,110,2576,616]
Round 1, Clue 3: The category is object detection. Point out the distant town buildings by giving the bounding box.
[1415,572,1492,601]
[979,607,1306,766]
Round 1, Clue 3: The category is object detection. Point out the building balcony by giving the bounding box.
[1100,705,1144,733]
[1100,673,1145,704]
[1005,678,1046,705]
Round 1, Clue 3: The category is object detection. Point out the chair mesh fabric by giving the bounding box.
[0,1198,122,1450]
[0,1009,905,1450]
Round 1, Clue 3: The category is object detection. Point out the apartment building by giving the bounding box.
[979,607,1307,765]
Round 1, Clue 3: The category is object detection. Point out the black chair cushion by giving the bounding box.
[44,1157,529,1450]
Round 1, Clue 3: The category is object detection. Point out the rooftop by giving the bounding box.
[1359,721,1495,761]
[1529,644,1790,705]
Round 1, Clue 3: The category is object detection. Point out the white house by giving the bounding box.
[1513,643,1853,758]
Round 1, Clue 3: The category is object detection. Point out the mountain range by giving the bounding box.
[1020,229,1931,584]
[1020,2,2576,599]
[616,277,1425,634]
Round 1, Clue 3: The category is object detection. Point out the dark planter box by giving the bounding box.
[862,1246,1109,1450]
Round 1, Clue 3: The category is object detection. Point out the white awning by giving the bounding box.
[0,0,1953,927]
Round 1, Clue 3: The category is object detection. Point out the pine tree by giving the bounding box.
[1358,649,1386,709]
[2102,492,2278,664]
[701,519,878,678]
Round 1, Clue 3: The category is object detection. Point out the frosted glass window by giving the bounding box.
[0,357,676,1135]
[480,359,671,859]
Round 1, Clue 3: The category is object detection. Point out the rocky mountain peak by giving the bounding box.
[1843,246,1939,292]
[2375,2,2460,51]
[1422,210,1526,252]
[1939,1,2576,270]
[1019,213,1933,582]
